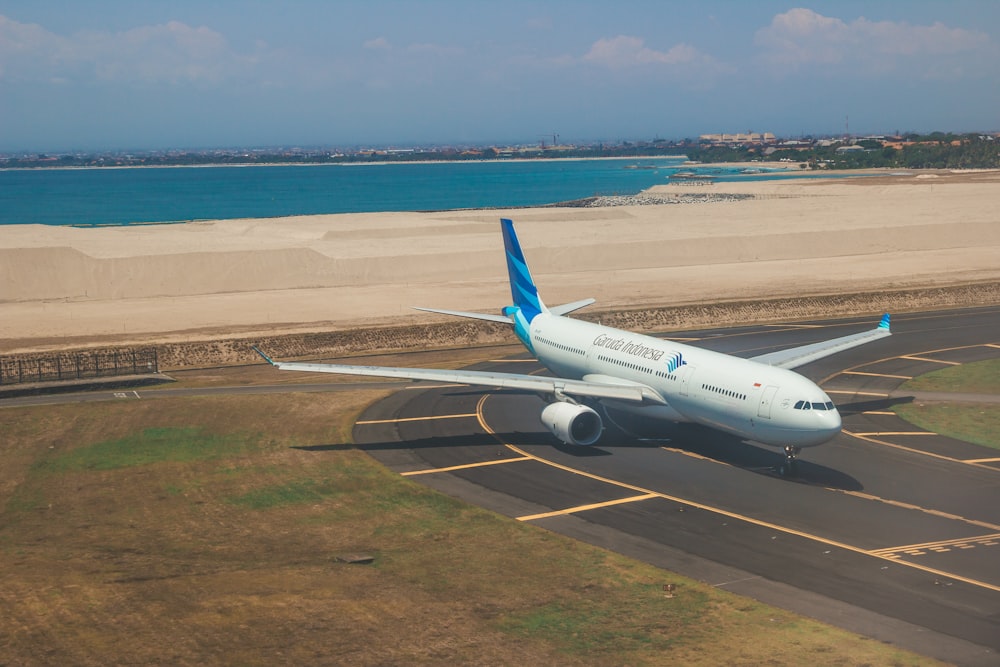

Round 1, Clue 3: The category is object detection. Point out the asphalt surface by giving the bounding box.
[4,306,998,664]
[354,306,1000,666]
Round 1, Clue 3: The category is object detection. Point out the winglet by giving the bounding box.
[251,345,276,365]
[878,313,891,331]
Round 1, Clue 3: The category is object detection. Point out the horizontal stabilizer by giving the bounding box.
[549,298,596,316]
[411,306,512,324]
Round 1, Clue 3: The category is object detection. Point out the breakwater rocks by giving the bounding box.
[553,193,754,207]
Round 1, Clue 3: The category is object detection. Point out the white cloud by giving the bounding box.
[0,14,255,85]
[754,8,992,75]
[363,37,391,50]
[583,36,700,68]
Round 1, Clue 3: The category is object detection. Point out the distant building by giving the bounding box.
[699,132,776,145]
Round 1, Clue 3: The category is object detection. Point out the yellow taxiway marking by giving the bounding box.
[825,390,889,397]
[660,446,729,464]
[862,411,897,415]
[843,430,1000,472]
[356,413,478,425]
[850,431,937,437]
[518,493,660,521]
[402,456,532,476]
[842,371,913,380]
[987,343,1000,349]
[870,533,1000,557]
[830,489,1000,532]
[965,457,1000,464]
[472,395,1000,594]
[488,358,536,363]
[900,355,961,365]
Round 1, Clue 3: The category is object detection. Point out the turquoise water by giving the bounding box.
[0,158,685,226]
[0,158,856,227]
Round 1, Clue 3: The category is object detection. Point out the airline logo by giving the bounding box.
[664,351,687,373]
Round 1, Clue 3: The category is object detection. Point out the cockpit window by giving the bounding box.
[793,400,836,411]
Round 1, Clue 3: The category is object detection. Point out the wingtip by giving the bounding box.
[878,312,891,331]
[251,345,275,365]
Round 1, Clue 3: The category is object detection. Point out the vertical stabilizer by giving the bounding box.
[500,219,546,354]
[500,218,547,322]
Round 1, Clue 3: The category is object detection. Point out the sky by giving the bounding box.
[1,1,998,151]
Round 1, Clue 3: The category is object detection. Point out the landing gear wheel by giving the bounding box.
[779,446,801,477]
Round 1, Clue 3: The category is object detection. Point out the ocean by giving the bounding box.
[0,157,838,227]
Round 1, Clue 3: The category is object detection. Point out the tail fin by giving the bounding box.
[501,218,547,323]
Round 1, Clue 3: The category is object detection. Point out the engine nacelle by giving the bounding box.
[540,401,603,446]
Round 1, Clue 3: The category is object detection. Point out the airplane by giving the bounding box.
[254,218,891,475]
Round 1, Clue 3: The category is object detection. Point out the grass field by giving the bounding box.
[1,392,942,666]
[893,358,1000,449]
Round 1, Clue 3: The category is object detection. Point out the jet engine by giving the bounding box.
[540,401,603,446]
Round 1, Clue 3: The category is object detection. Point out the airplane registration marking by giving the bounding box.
[517,494,660,521]
[473,395,1000,594]
[842,371,913,380]
[900,355,961,365]
[402,456,532,476]
[356,413,478,425]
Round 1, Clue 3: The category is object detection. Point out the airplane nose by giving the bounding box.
[822,408,843,438]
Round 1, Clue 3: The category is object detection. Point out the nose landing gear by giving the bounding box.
[779,445,801,477]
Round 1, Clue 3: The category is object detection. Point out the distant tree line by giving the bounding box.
[3,133,997,169]
[688,133,1000,170]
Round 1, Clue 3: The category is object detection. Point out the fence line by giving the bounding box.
[0,348,158,386]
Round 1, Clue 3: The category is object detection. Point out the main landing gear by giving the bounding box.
[779,446,801,477]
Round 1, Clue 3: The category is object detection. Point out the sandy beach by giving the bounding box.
[2,169,999,354]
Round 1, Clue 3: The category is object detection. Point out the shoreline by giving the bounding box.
[0,154,691,173]
[2,169,998,352]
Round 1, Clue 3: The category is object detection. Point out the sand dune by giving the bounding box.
[1,170,998,351]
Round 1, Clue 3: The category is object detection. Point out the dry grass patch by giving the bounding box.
[1,393,941,666]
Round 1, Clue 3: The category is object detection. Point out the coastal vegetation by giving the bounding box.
[4,131,997,170]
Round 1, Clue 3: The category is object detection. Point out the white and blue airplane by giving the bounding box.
[255,218,891,474]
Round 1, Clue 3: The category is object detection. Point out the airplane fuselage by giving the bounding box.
[529,313,842,448]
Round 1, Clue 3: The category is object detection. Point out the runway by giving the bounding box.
[355,306,1000,666]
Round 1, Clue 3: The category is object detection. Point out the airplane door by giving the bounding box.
[757,385,779,419]
[679,365,696,396]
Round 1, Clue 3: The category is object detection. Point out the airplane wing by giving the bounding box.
[749,313,891,370]
[251,347,667,405]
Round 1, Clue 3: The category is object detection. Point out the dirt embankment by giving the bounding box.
[6,281,993,373]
